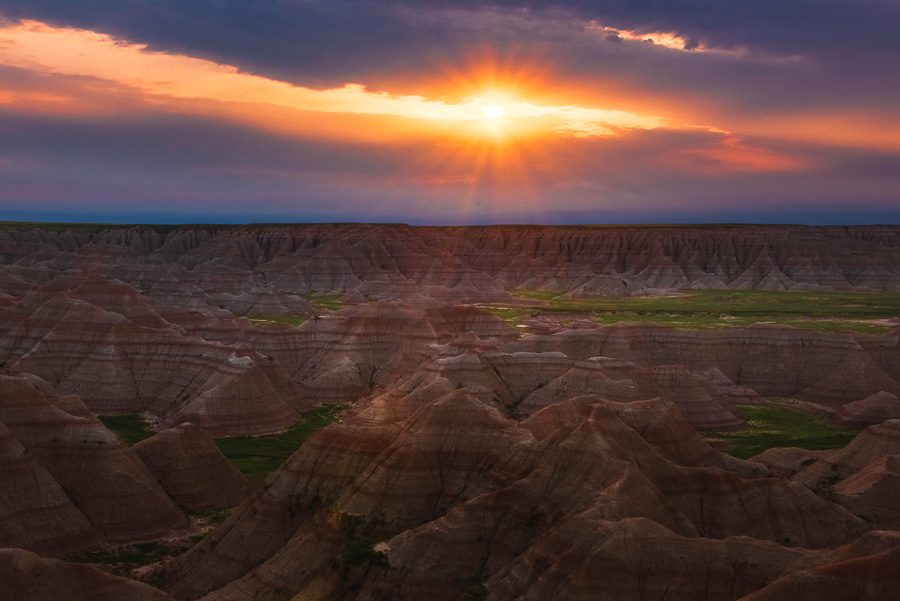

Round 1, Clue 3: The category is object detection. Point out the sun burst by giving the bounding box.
[481,104,506,120]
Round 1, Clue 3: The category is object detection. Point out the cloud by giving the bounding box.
[0,19,667,138]
[0,3,897,224]
[3,86,897,226]
[2,3,898,128]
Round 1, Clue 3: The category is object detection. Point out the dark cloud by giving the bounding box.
[0,2,898,224]
[2,1,898,123]
[4,1,899,61]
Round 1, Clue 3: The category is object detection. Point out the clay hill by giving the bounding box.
[1,225,899,308]
[1,223,900,600]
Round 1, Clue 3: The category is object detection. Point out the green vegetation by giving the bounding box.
[337,536,390,571]
[303,291,345,311]
[501,289,900,334]
[330,511,390,574]
[215,404,346,480]
[712,404,858,460]
[246,314,306,327]
[192,508,232,527]
[483,306,530,327]
[98,413,155,445]
[243,292,346,325]
[74,539,198,575]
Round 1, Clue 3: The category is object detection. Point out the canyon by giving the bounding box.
[1,223,899,600]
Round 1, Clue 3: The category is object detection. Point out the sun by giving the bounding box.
[481,104,506,120]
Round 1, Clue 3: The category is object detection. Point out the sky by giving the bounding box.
[0,1,898,225]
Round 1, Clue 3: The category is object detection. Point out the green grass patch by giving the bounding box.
[302,292,345,311]
[337,536,390,571]
[99,413,155,445]
[215,404,346,481]
[712,404,858,460]
[191,508,232,526]
[505,289,899,334]
[246,314,306,327]
[74,539,197,574]
[482,306,531,327]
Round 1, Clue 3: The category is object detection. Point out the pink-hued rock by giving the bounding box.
[0,548,175,601]
[504,325,900,405]
[0,422,99,556]
[162,393,864,601]
[0,224,898,599]
[739,547,900,601]
[833,391,900,428]
[793,419,900,491]
[3,224,900,301]
[832,455,900,529]
[0,374,188,546]
[133,423,251,511]
[0,282,305,436]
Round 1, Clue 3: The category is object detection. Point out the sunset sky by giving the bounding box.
[1,1,899,224]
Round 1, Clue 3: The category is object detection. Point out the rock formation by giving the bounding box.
[0,548,175,601]
[739,547,900,601]
[134,423,251,512]
[2,225,900,303]
[833,391,900,428]
[0,281,305,436]
[161,394,865,600]
[0,374,188,548]
[0,421,99,556]
[0,223,898,599]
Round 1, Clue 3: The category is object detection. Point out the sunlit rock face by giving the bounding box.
[1,223,899,600]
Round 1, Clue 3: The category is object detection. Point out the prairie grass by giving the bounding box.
[215,405,346,480]
[711,404,857,460]
[503,289,899,334]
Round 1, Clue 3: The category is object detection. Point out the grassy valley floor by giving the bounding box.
[709,404,858,460]
[480,289,900,335]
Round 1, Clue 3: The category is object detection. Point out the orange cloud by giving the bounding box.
[658,136,811,174]
[0,19,665,139]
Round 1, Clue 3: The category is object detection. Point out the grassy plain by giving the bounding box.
[302,292,345,311]
[492,289,899,334]
[711,405,857,459]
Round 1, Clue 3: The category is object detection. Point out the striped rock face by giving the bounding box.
[0,224,898,600]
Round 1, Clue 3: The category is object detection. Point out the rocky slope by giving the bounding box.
[160,391,866,600]
[133,423,251,512]
[1,225,899,310]
[1,223,899,600]
[0,374,188,547]
[0,548,175,601]
[505,325,900,404]
[0,278,307,436]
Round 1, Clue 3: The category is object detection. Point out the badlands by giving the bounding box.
[1,223,899,600]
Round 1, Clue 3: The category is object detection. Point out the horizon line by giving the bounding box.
[3,220,900,229]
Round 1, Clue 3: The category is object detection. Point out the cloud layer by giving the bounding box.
[0,1,898,224]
